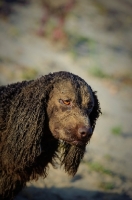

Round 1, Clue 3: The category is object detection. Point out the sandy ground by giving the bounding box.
[0,0,132,199]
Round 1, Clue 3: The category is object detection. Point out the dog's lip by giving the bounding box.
[70,140,88,146]
[59,138,88,146]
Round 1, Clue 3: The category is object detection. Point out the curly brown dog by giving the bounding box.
[0,71,101,200]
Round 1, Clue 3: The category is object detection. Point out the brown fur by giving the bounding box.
[0,71,101,200]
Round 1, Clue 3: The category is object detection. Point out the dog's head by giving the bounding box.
[46,72,101,175]
[47,72,101,148]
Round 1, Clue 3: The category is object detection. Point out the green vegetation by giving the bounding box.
[92,1,107,15]
[88,66,109,79]
[68,34,95,46]
[111,126,122,136]
[68,33,96,57]
[22,68,38,80]
[83,160,128,191]
[84,161,113,175]
[104,154,113,161]
[99,182,115,190]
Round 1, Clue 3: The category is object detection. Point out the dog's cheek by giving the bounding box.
[48,120,56,136]
[47,104,58,118]
[47,106,61,138]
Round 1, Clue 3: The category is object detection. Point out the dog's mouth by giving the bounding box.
[53,128,90,147]
[59,138,89,147]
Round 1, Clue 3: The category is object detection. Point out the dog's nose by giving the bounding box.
[78,126,92,139]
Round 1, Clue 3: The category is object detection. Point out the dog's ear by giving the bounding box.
[2,82,46,173]
[89,91,102,131]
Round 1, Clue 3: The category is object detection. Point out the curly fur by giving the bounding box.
[0,71,101,200]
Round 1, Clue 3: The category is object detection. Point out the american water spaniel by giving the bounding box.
[0,71,101,200]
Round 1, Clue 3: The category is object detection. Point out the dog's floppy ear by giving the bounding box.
[1,81,46,173]
[90,91,102,131]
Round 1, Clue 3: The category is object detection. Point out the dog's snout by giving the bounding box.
[78,126,92,139]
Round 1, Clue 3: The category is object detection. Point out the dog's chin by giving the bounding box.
[70,140,88,147]
[59,138,89,148]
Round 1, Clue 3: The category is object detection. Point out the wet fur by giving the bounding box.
[0,71,101,200]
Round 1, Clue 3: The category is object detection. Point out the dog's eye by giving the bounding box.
[63,100,71,105]
[59,99,71,106]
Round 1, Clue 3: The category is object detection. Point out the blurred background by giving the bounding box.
[0,0,132,199]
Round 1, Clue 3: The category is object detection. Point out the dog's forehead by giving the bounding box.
[54,81,76,96]
[53,79,93,102]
